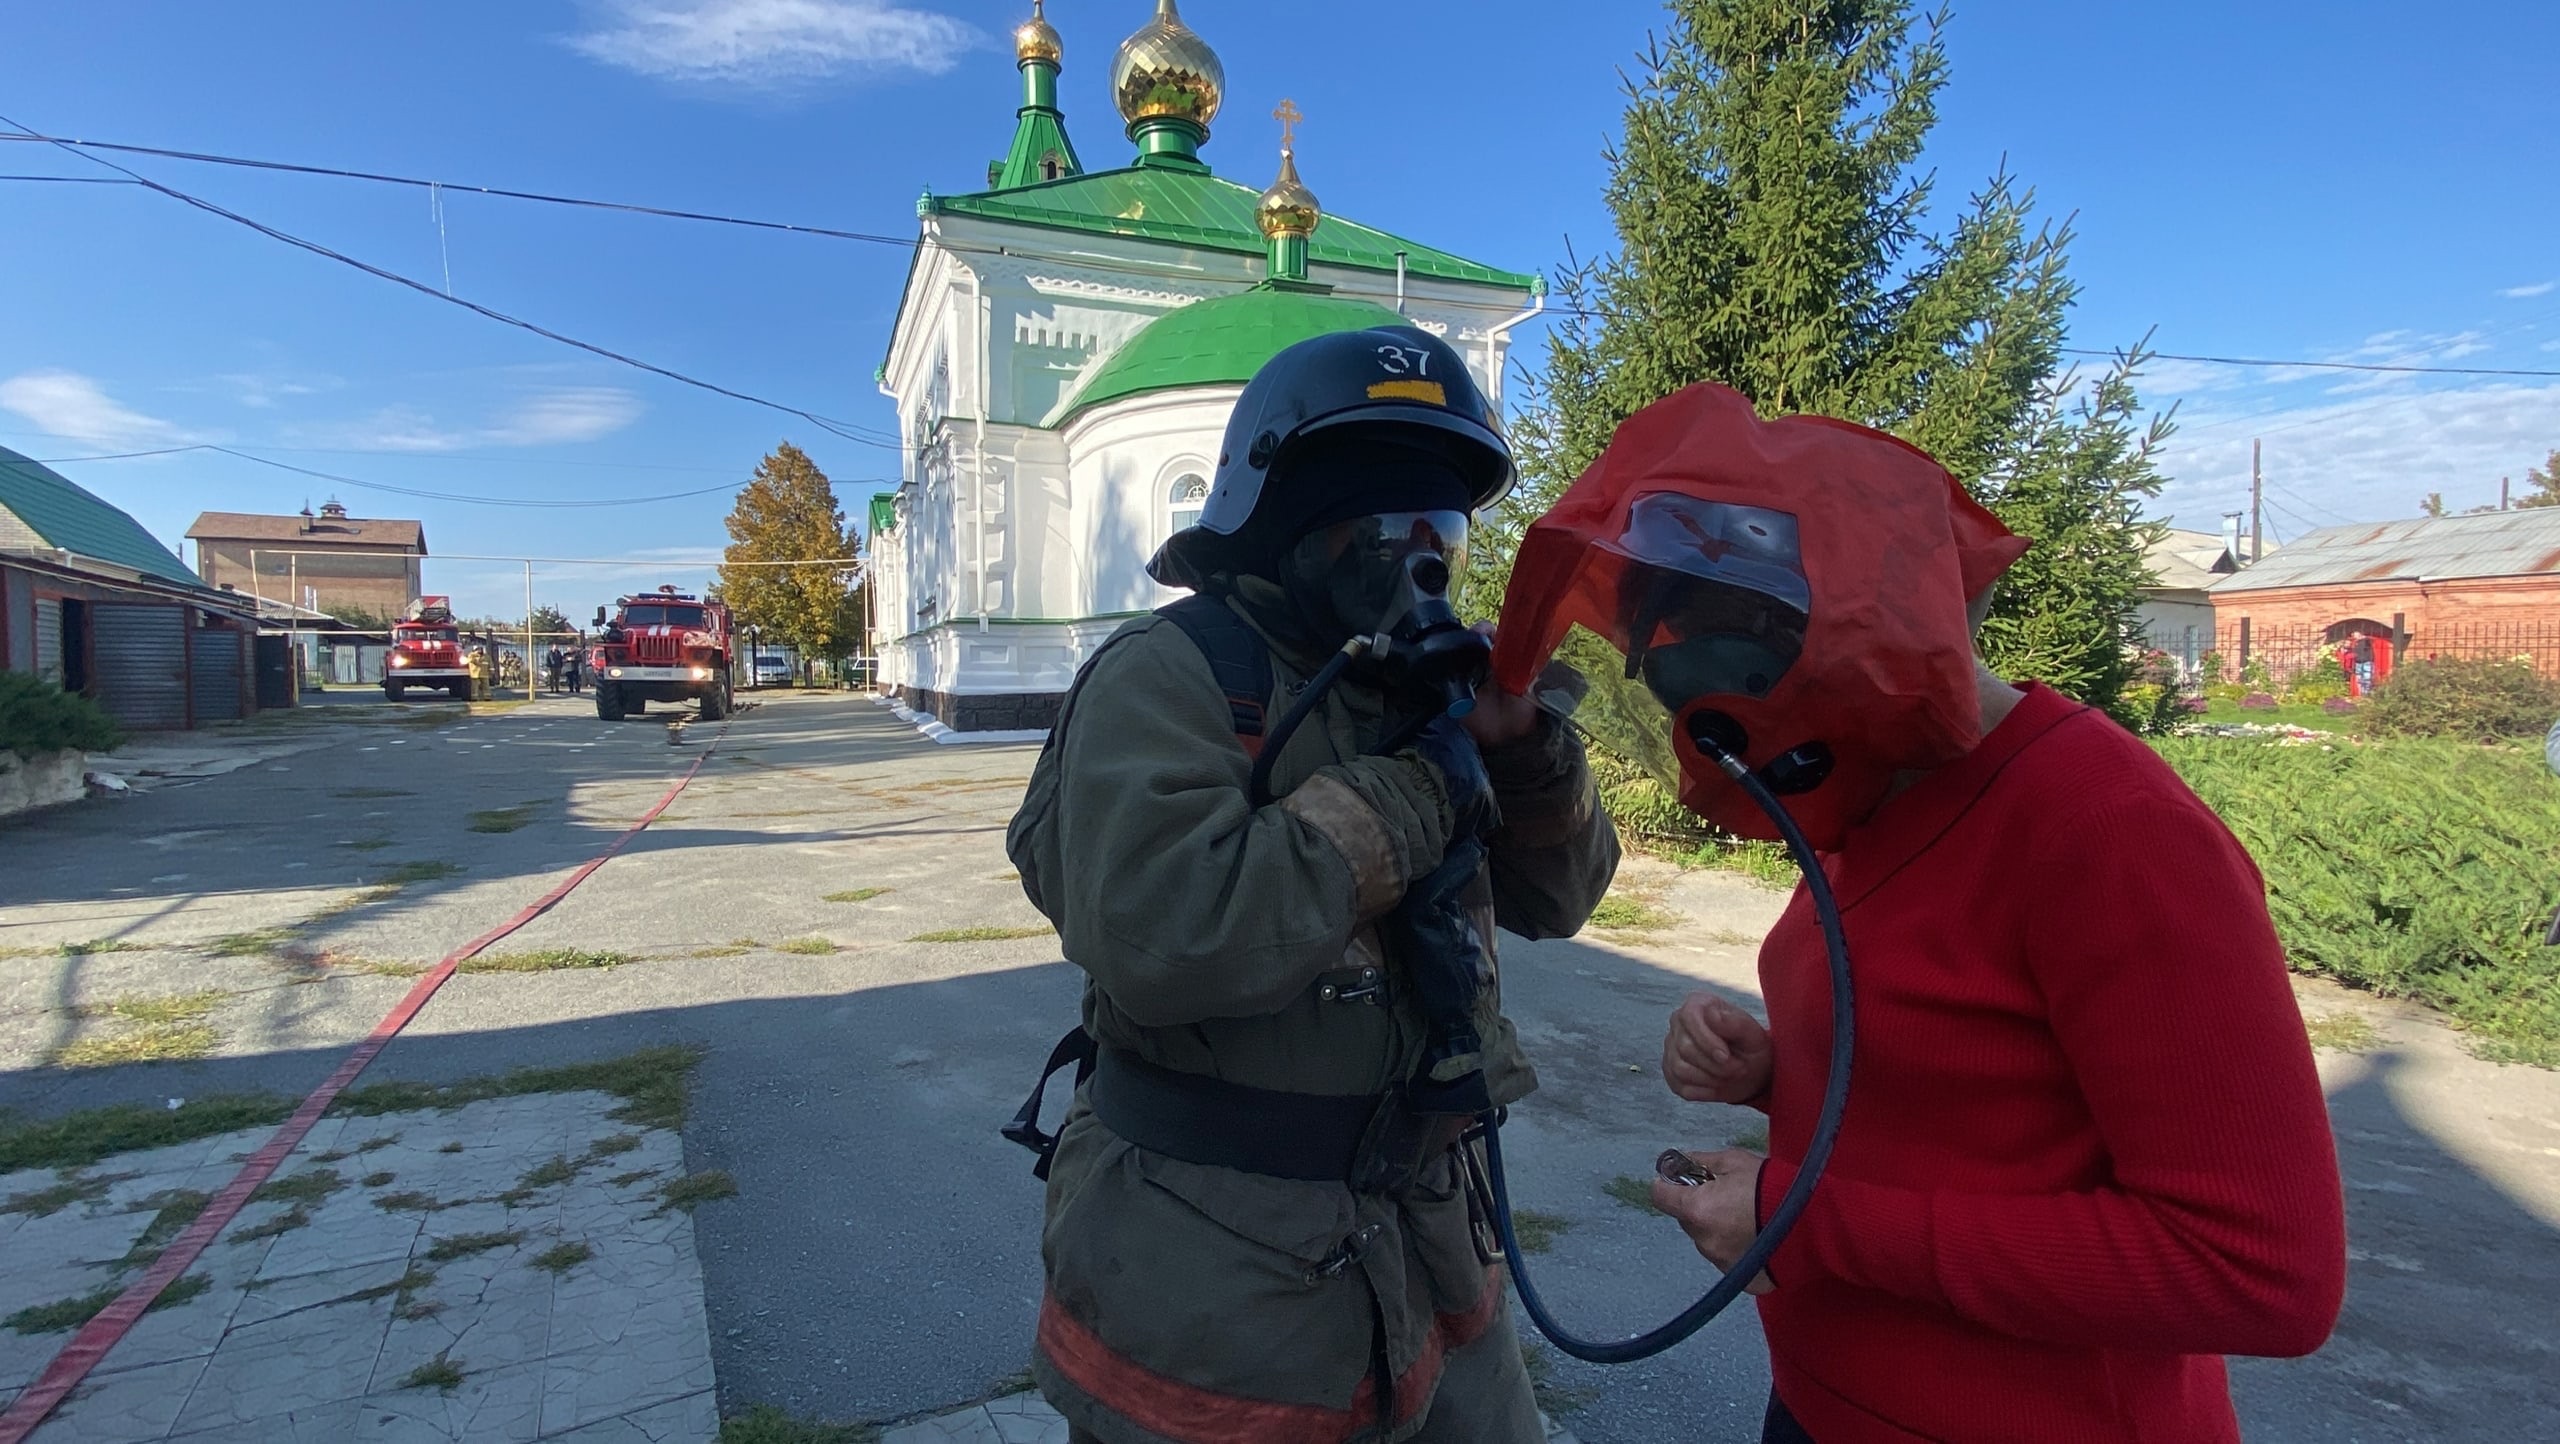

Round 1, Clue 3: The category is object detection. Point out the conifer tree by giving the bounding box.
[1480,0,2169,715]
[718,442,862,659]
[2518,450,2560,508]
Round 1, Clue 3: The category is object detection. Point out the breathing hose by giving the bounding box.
[1487,734,1855,1363]
[1258,641,1857,1364]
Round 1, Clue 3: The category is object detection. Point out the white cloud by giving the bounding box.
[0,370,195,449]
[2500,281,2555,299]
[297,389,645,452]
[215,372,333,410]
[567,0,977,86]
[2151,382,2560,531]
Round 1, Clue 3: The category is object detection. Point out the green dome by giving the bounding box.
[1057,284,1405,423]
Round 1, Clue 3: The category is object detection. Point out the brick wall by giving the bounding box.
[2208,574,2560,678]
[196,541,421,621]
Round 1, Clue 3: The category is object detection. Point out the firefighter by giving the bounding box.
[1005,326,1618,1444]
[465,637,494,702]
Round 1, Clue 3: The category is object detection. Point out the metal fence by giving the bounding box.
[2198,622,2560,684]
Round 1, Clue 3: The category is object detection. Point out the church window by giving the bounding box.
[1040,153,1063,182]
[1168,474,1210,536]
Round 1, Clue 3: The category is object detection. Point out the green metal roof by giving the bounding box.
[1056,284,1406,423]
[927,163,1541,292]
[0,445,207,591]
[869,493,900,538]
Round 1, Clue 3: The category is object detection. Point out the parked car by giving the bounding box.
[753,654,794,688]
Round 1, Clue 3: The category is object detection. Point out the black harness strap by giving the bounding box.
[1002,1026,1099,1181]
[1155,594,1274,755]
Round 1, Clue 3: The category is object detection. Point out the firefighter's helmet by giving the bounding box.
[1150,325,1513,587]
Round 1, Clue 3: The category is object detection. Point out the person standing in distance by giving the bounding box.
[1007,325,1618,1444]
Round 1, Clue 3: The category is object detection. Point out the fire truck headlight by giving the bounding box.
[690,666,711,681]
[609,667,625,679]
[389,655,408,668]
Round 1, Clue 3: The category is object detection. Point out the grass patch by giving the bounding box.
[333,1043,704,1132]
[116,1188,211,1268]
[208,928,299,959]
[374,861,466,887]
[332,787,416,800]
[465,802,544,834]
[335,1265,435,1306]
[80,991,227,1027]
[690,940,758,958]
[583,1133,642,1161]
[438,1141,464,1154]
[4,1175,112,1218]
[58,940,149,957]
[2306,1013,2381,1053]
[253,1168,344,1207]
[399,1355,466,1392]
[228,1204,314,1243]
[460,948,631,974]
[0,1045,701,1173]
[1587,894,1679,934]
[529,1241,594,1275]
[48,1020,220,1068]
[607,1169,658,1188]
[358,1134,398,1153]
[1509,1208,1571,1255]
[361,1170,397,1189]
[775,937,839,956]
[821,888,890,904]
[518,1156,579,1190]
[423,1229,523,1263]
[4,1274,209,1335]
[906,926,1053,944]
[374,1191,445,1213]
[1706,927,1761,947]
[657,1170,739,1213]
[339,837,394,853]
[1602,1175,1661,1214]
[718,1404,879,1444]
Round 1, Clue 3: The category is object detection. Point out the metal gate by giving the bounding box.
[33,597,62,685]
[254,635,296,709]
[190,627,243,722]
[91,603,187,729]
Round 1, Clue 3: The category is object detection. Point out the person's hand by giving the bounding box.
[1409,714,1494,838]
[1650,1148,1774,1294]
[1663,991,1773,1104]
[1459,623,1542,749]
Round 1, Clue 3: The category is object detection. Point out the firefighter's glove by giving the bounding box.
[1383,835,1493,1104]
[1408,715,1496,843]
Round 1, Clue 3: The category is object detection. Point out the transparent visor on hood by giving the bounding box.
[1556,494,1811,793]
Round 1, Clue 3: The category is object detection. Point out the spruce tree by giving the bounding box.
[2518,450,2560,508]
[1481,0,2168,715]
[718,442,862,660]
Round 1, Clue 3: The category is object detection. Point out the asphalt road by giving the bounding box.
[2,689,2554,1442]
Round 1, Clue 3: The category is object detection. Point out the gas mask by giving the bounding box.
[1282,509,1491,716]
[1489,382,2029,851]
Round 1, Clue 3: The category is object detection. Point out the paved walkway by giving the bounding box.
[0,1092,715,1442]
[880,1392,1583,1444]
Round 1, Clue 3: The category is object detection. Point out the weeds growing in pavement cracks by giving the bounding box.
[339,837,394,853]
[691,939,758,957]
[254,1169,344,1207]
[423,1230,523,1263]
[229,1205,314,1242]
[607,1169,658,1188]
[48,989,228,1068]
[2306,1013,2380,1052]
[438,1141,464,1153]
[362,1171,396,1189]
[358,1134,399,1153]
[907,926,1054,943]
[0,1045,706,1171]
[1708,928,1761,947]
[3,1274,209,1334]
[336,1266,436,1307]
[59,940,149,957]
[4,1174,115,1218]
[332,787,416,800]
[583,1133,642,1160]
[1603,1175,1662,1214]
[374,861,466,887]
[374,1192,446,1213]
[312,1149,352,1164]
[821,888,890,903]
[461,949,630,973]
[466,802,544,834]
[1588,893,1679,934]
[530,1241,594,1275]
[116,1189,211,1269]
[988,1366,1038,1398]
[400,1355,466,1392]
[517,1156,579,1190]
[208,927,299,959]
[1508,1209,1571,1254]
[717,1403,880,1444]
[776,937,838,955]
[657,1170,739,1213]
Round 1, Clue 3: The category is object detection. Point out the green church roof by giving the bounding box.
[928,164,1541,293]
[1056,284,1406,423]
[0,445,208,591]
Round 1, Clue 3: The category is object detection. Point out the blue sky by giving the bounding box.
[4,0,2556,619]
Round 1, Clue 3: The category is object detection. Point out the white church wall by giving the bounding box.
[1063,387,1243,618]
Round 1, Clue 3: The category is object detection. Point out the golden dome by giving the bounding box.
[1257,147,1320,239]
[1110,0,1223,133]
[1014,0,1062,66]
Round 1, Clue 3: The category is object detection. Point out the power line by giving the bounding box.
[0,173,135,185]
[2059,346,2560,379]
[25,439,763,509]
[0,117,904,451]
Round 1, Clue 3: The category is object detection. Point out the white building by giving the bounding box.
[866,0,1542,731]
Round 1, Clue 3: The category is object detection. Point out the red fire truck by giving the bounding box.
[383,596,471,701]
[590,587,735,721]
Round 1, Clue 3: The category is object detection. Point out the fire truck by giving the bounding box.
[589,586,735,721]
[383,596,472,702]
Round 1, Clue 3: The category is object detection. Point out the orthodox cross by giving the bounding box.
[1274,98,1303,150]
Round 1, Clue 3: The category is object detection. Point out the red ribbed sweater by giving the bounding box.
[1750,683,2346,1443]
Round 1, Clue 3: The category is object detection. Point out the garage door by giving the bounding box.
[92,603,187,729]
[190,627,243,722]
[34,597,63,685]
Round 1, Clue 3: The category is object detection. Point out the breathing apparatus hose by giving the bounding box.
[1488,735,1855,1363]
[1253,639,1856,1364]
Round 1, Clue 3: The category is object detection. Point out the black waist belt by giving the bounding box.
[1087,1046,1382,1183]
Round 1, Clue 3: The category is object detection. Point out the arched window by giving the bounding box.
[1040,153,1064,182]
[1168,474,1210,537]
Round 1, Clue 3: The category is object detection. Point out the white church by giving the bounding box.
[866,0,1543,731]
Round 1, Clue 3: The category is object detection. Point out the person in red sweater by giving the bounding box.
[1488,383,2346,1443]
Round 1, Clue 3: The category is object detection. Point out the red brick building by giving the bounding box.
[186,501,426,623]
[2206,509,2560,678]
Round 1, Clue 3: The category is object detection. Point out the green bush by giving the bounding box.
[2285,653,2349,706]
[1586,739,1799,886]
[0,673,121,760]
[2158,736,2560,1062]
[2357,657,2560,742]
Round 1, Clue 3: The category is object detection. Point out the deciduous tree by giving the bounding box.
[718,443,862,660]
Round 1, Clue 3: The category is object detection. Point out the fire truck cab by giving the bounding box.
[590,586,735,721]
[384,597,471,702]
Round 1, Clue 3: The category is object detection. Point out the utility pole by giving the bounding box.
[2250,438,2263,564]
[2501,476,2512,511]
[523,560,536,698]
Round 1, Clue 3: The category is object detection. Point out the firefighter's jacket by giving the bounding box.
[1006,592,1618,1444]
